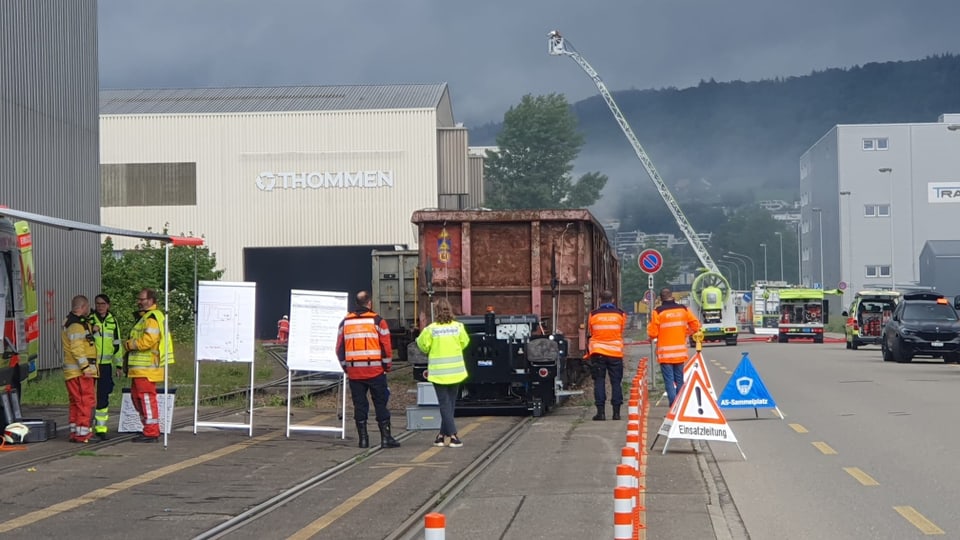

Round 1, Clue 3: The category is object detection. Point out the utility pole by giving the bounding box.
[760,243,768,282]
[774,232,784,282]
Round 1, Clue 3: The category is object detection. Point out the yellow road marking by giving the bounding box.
[289,418,488,539]
[894,506,945,535]
[789,423,808,433]
[0,414,331,534]
[370,461,449,469]
[811,441,837,455]
[843,467,879,486]
[288,467,413,540]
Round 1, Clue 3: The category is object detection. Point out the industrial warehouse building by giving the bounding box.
[99,85,485,337]
[1,1,101,371]
[799,113,960,308]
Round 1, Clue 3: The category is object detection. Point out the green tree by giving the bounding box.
[484,94,607,209]
[101,234,224,343]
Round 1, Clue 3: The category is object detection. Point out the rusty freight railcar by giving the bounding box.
[410,209,620,400]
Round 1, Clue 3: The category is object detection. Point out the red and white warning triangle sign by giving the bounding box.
[662,370,746,459]
[682,351,717,400]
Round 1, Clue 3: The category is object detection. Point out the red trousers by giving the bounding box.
[131,377,161,437]
[66,376,96,441]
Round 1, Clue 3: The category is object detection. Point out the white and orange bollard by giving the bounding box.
[424,512,445,540]
[614,486,634,540]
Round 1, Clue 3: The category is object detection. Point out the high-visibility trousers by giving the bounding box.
[66,376,96,441]
[131,377,161,438]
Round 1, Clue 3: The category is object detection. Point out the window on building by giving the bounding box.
[865,265,892,278]
[101,162,197,207]
[864,204,891,217]
[861,137,889,151]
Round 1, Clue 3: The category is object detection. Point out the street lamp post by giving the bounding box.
[760,243,768,281]
[718,262,740,290]
[722,255,747,289]
[839,191,852,296]
[796,221,802,285]
[879,168,895,290]
[812,208,824,288]
[726,251,756,286]
[774,232,784,282]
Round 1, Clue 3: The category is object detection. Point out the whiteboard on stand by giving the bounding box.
[286,289,348,438]
[287,289,347,373]
[196,281,257,363]
[193,281,257,436]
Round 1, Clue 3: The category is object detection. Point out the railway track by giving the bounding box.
[0,346,412,476]
[0,404,250,476]
[193,416,533,540]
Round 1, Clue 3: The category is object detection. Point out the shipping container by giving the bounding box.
[371,249,420,360]
[410,209,620,385]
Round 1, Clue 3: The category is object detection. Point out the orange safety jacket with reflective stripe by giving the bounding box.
[647,301,700,364]
[588,304,627,359]
[336,308,392,380]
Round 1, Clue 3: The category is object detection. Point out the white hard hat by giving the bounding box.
[3,422,29,444]
[282,315,288,319]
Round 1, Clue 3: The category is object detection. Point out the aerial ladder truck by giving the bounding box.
[547,30,738,346]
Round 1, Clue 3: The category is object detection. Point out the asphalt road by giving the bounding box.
[699,338,959,539]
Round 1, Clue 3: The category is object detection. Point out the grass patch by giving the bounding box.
[21,341,283,407]
[296,394,316,408]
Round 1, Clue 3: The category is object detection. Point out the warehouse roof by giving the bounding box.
[100,84,451,115]
[922,240,960,256]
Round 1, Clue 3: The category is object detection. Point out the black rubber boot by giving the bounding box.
[356,421,369,449]
[611,406,621,420]
[592,406,606,421]
[378,420,401,449]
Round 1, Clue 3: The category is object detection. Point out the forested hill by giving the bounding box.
[469,53,960,228]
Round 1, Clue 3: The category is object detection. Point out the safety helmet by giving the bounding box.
[3,422,29,444]
[282,315,288,319]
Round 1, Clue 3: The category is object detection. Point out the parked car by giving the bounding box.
[881,292,960,363]
[842,290,900,350]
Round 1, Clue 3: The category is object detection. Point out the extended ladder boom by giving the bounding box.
[547,31,718,274]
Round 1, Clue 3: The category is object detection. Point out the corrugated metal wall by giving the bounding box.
[467,155,485,209]
[0,0,101,371]
[100,109,442,281]
[437,128,469,197]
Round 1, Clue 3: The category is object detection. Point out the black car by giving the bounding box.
[881,292,960,363]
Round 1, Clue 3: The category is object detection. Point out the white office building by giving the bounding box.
[800,113,960,308]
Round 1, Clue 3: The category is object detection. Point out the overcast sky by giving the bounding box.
[98,1,960,127]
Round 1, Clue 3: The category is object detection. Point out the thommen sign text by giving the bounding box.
[256,170,394,191]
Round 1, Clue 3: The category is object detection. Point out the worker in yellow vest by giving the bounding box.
[416,299,470,448]
[124,288,175,443]
[89,294,123,441]
[62,295,99,443]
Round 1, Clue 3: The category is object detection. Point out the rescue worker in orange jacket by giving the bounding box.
[647,287,700,406]
[335,291,400,449]
[62,295,99,443]
[587,289,627,421]
[277,315,290,344]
